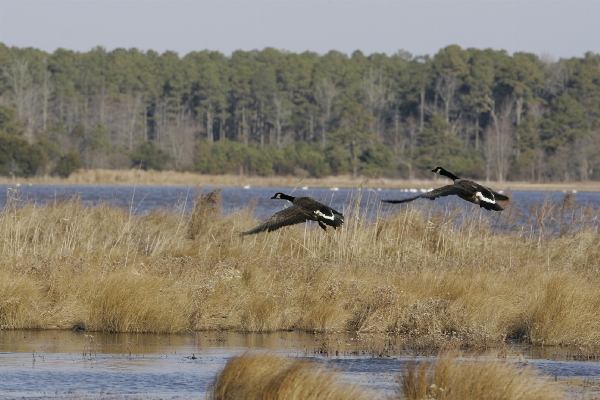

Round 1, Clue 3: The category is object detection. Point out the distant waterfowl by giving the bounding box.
[241,192,344,235]
[382,167,510,211]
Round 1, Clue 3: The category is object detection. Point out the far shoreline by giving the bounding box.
[1,169,599,192]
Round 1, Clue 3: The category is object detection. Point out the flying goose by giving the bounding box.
[241,192,344,235]
[382,167,510,211]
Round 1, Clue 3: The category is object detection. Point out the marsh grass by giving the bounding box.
[3,168,600,192]
[399,353,564,399]
[208,353,372,400]
[1,188,600,352]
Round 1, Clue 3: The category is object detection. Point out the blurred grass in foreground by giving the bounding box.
[208,353,563,400]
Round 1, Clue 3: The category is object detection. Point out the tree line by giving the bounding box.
[0,42,599,181]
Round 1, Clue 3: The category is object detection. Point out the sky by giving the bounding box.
[0,0,599,59]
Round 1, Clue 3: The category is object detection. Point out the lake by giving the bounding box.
[2,183,599,219]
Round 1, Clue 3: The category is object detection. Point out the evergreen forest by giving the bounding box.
[1,42,599,181]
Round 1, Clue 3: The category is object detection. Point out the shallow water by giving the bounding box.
[2,184,599,218]
[1,184,599,238]
[1,330,599,399]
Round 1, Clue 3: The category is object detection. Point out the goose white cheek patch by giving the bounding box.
[476,192,496,204]
[314,210,334,220]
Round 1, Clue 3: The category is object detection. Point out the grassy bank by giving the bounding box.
[1,168,600,191]
[0,189,599,351]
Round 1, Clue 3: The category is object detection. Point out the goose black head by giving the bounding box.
[271,192,295,202]
[431,167,460,181]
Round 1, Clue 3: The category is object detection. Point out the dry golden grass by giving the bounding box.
[2,168,600,191]
[399,353,564,400]
[208,353,372,400]
[0,189,600,352]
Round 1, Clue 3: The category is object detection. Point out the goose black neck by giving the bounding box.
[438,168,460,181]
[275,193,295,202]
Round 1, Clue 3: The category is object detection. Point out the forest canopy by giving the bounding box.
[1,43,599,181]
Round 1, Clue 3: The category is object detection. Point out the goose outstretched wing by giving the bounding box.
[382,185,465,204]
[491,191,510,201]
[241,205,314,235]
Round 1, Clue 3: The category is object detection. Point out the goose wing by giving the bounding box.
[295,198,344,224]
[241,205,314,235]
[491,191,510,201]
[382,184,464,204]
[465,182,504,204]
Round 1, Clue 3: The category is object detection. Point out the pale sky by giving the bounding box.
[0,0,598,59]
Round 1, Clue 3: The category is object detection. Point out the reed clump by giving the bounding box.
[399,353,563,399]
[1,189,600,351]
[209,353,372,400]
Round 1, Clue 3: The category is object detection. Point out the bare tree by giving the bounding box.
[205,103,214,143]
[435,74,459,123]
[166,109,196,169]
[314,78,340,146]
[2,58,31,118]
[124,93,143,152]
[2,58,38,142]
[272,93,291,148]
[483,98,515,182]
[41,69,52,132]
[362,68,387,140]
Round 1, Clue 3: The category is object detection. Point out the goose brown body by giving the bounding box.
[241,192,344,235]
[382,167,509,211]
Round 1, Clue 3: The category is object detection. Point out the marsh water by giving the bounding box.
[2,183,600,220]
[1,330,600,399]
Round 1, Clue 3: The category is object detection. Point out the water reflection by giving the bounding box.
[0,330,395,358]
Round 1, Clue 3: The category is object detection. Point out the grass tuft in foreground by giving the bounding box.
[208,353,372,400]
[399,353,563,400]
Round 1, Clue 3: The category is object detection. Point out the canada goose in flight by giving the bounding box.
[241,192,344,235]
[382,167,510,211]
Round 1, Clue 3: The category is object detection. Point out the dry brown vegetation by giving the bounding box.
[399,353,563,399]
[209,353,372,400]
[2,168,600,191]
[1,188,600,352]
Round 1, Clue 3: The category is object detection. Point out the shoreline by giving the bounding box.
[1,169,599,192]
